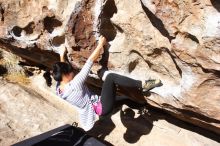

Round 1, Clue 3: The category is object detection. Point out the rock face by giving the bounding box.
[0,80,76,146]
[1,78,219,146]
[0,0,220,135]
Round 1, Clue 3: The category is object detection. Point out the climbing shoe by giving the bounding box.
[142,79,162,92]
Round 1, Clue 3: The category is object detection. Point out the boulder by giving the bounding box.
[0,0,220,135]
[0,79,76,146]
[0,78,219,146]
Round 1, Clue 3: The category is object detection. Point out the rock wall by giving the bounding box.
[1,78,219,146]
[0,79,75,145]
[0,0,220,135]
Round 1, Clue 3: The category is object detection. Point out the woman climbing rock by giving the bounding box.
[52,36,162,131]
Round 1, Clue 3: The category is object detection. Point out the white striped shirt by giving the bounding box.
[56,59,99,131]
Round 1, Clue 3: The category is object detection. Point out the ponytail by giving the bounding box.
[43,70,52,87]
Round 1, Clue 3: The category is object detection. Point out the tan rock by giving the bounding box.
[0,79,76,146]
[0,78,219,146]
[0,0,220,136]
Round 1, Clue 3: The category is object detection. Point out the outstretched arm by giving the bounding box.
[59,36,106,63]
[72,36,107,85]
[59,45,67,62]
[88,36,106,62]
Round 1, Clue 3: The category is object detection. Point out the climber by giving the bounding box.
[51,36,162,131]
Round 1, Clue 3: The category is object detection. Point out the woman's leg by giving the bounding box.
[100,73,142,116]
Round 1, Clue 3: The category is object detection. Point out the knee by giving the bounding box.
[106,73,120,79]
[105,73,115,81]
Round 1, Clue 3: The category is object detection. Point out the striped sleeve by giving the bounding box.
[71,59,93,86]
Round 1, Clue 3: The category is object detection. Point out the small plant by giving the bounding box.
[0,48,30,85]
[5,72,30,84]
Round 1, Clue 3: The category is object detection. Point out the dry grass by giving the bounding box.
[5,73,30,84]
[0,48,30,85]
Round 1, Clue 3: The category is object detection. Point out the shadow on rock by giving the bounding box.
[210,0,220,12]
[120,108,153,143]
[87,72,220,144]
[87,117,115,146]
[88,98,153,144]
[99,0,124,41]
[88,97,220,144]
[0,65,7,76]
[140,1,175,42]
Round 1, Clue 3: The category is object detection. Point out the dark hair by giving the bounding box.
[43,70,52,87]
[52,62,74,82]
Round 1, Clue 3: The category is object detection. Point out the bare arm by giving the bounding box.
[70,36,107,85]
[88,36,106,62]
[59,45,67,62]
[60,55,65,62]
[59,36,106,62]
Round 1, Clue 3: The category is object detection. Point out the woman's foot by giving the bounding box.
[142,79,162,92]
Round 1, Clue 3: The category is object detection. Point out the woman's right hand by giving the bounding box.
[88,36,107,62]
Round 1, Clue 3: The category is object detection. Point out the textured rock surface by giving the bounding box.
[0,78,219,146]
[89,104,220,146]
[0,80,76,146]
[0,0,220,135]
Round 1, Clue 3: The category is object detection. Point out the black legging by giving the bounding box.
[100,73,142,116]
